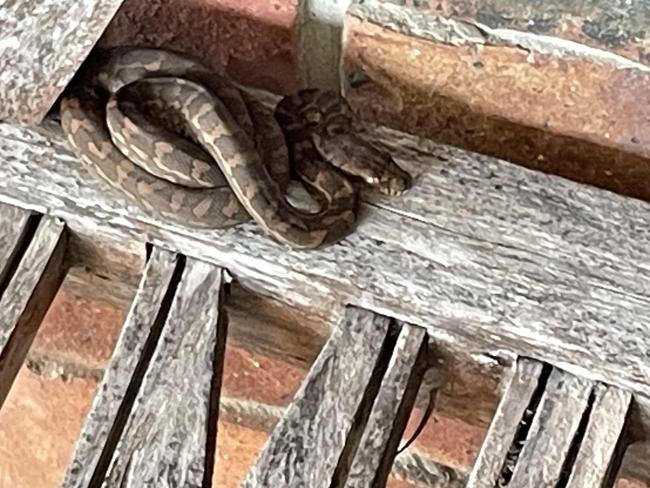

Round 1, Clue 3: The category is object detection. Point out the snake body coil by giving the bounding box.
[60,47,411,249]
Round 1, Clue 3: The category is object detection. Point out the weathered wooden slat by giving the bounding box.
[566,384,632,488]
[242,307,394,488]
[466,358,545,488]
[2,118,650,401]
[0,203,32,285]
[61,247,180,487]
[342,324,428,487]
[100,256,227,488]
[508,368,593,487]
[0,215,67,407]
[0,0,126,124]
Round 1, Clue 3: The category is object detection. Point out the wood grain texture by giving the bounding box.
[466,358,544,488]
[100,256,227,488]
[343,324,428,488]
[566,384,632,488]
[0,0,126,123]
[508,368,593,488]
[61,247,179,488]
[242,306,393,488]
[1,118,650,400]
[0,203,32,285]
[0,215,67,407]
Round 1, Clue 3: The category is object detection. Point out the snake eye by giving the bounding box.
[327,124,346,136]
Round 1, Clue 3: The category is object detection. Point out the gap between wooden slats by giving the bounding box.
[566,384,632,488]
[341,323,429,488]
[466,358,545,488]
[0,214,67,408]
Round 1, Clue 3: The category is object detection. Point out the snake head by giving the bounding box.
[313,132,412,196]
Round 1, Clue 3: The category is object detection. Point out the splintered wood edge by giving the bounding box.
[0,216,67,407]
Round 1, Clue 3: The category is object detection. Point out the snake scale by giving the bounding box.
[59,47,411,249]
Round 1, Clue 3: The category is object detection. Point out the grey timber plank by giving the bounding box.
[343,324,428,488]
[0,203,32,285]
[0,0,126,124]
[99,256,227,488]
[508,368,593,487]
[61,247,180,488]
[466,358,545,488]
[242,306,394,488]
[566,384,632,488]
[0,215,67,407]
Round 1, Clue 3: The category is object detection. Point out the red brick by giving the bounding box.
[221,345,308,406]
[342,13,650,202]
[31,289,125,370]
[402,409,486,471]
[100,0,300,94]
[0,367,98,488]
[213,421,268,487]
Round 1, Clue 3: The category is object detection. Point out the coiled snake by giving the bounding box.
[59,47,411,249]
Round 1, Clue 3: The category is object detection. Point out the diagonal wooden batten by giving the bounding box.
[466,358,546,488]
[507,368,593,487]
[565,384,632,488]
[242,306,396,488]
[61,247,180,488]
[62,247,228,488]
[342,323,429,488]
[2,119,650,403]
[468,359,635,488]
[0,203,33,290]
[99,255,227,488]
[0,213,67,408]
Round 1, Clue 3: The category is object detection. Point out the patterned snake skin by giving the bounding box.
[59,47,411,249]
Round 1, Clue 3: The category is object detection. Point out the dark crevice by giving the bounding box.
[497,362,552,487]
[373,335,430,488]
[202,273,230,488]
[0,213,42,301]
[556,388,597,487]
[88,254,186,488]
[330,318,401,488]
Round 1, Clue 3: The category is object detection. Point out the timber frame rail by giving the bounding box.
[0,114,647,486]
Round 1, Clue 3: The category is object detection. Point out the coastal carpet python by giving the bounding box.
[59,47,411,249]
